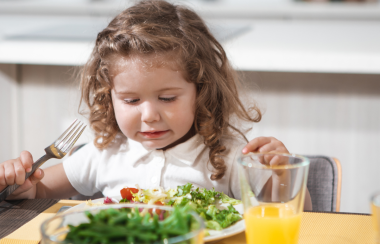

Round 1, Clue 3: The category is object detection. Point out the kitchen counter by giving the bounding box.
[1,1,380,74]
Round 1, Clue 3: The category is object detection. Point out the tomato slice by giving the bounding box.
[120,187,139,200]
[149,201,164,215]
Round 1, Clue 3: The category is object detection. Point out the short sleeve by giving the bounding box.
[62,142,100,196]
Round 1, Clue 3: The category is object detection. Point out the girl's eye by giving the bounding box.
[159,97,176,102]
[124,99,140,104]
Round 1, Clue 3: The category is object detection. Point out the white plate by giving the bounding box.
[65,197,245,242]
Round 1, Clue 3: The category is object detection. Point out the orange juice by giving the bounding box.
[245,205,301,244]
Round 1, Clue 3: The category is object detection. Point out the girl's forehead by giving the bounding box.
[110,53,183,76]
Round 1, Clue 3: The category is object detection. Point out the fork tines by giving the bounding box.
[56,119,87,153]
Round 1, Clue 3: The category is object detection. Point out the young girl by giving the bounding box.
[0,0,311,210]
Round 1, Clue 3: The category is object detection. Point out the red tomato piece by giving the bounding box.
[120,187,139,200]
[149,201,164,215]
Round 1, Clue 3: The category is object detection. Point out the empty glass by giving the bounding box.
[238,152,310,244]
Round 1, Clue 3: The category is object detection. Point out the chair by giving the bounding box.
[304,155,342,212]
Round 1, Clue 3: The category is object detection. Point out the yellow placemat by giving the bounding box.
[299,212,375,244]
[1,205,375,244]
[216,211,376,244]
[0,200,83,244]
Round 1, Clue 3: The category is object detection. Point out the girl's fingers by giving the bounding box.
[11,169,43,195]
[12,179,33,195]
[264,154,275,164]
[242,137,271,154]
[20,151,34,173]
[0,164,6,186]
[29,168,44,185]
[259,138,288,153]
[13,160,26,185]
[269,155,289,166]
[3,162,16,185]
[258,143,277,154]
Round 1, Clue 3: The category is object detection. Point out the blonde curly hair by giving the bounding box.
[79,0,261,180]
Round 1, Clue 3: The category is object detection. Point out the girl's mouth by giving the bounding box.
[140,130,169,139]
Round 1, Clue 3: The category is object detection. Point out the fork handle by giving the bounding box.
[0,154,52,202]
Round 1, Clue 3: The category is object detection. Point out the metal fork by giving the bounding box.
[0,119,86,201]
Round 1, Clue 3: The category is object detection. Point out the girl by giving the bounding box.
[0,0,311,210]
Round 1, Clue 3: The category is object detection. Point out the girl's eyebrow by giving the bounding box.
[157,87,183,92]
[114,90,136,95]
[115,87,183,95]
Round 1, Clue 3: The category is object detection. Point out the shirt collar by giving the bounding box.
[127,134,206,166]
[164,134,206,166]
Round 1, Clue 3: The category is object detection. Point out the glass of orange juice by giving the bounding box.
[371,192,380,243]
[238,152,310,244]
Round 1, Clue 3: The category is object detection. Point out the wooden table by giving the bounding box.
[0,199,377,244]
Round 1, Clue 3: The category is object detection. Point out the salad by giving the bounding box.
[65,205,200,244]
[114,183,242,231]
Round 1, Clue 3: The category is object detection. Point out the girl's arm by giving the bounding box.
[242,137,312,211]
[36,163,79,199]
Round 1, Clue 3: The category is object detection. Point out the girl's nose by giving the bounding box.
[140,102,160,123]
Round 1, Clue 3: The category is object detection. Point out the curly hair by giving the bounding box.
[79,0,261,180]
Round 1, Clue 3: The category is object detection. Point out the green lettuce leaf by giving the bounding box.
[175,183,193,197]
[221,193,242,205]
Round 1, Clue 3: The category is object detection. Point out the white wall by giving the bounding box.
[0,64,379,213]
[0,64,18,162]
[0,64,93,169]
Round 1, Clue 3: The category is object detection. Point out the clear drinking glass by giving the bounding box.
[238,152,310,244]
[40,203,205,244]
[371,192,380,243]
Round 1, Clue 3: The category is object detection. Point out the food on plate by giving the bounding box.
[117,183,242,231]
[64,205,199,244]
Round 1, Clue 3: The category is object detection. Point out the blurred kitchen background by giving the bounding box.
[0,0,379,213]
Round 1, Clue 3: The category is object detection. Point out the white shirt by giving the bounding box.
[62,134,248,199]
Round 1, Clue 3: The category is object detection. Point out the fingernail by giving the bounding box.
[242,148,248,154]
[27,167,32,173]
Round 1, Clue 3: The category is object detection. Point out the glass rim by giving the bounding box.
[371,191,380,207]
[238,152,310,169]
[40,203,205,244]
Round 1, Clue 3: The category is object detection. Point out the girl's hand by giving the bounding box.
[242,136,289,154]
[242,136,289,166]
[0,151,44,200]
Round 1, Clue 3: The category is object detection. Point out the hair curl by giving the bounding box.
[80,0,261,180]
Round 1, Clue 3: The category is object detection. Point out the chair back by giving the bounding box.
[304,155,342,212]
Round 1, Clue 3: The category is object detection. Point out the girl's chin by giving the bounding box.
[140,140,172,150]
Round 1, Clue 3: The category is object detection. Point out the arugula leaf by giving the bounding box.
[175,183,193,196]
[119,198,130,203]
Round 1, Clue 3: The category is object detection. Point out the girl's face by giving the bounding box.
[111,56,196,150]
